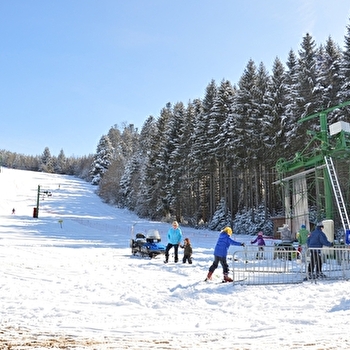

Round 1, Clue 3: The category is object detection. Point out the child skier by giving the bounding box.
[251,231,266,259]
[205,227,245,283]
[180,238,193,264]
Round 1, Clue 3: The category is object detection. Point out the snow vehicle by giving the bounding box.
[130,229,166,258]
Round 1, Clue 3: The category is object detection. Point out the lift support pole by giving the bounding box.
[35,185,40,218]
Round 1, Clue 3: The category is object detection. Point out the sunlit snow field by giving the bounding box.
[0,167,349,349]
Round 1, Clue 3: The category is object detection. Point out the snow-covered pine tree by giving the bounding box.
[134,116,159,218]
[315,37,342,115]
[208,198,232,231]
[189,81,217,223]
[90,135,113,185]
[338,19,350,118]
[232,204,273,236]
[55,149,67,174]
[40,147,54,173]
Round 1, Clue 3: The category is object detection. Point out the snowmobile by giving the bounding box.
[130,229,166,258]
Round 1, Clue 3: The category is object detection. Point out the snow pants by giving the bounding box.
[165,243,179,262]
[256,246,264,259]
[209,255,229,275]
[182,254,192,264]
[308,249,322,275]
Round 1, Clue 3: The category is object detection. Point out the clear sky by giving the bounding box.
[1,0,350,157]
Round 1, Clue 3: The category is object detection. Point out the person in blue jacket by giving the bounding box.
[205,226,245,282]
[307,222,333,278]
[164,221,183,263]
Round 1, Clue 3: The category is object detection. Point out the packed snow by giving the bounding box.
[0,167,349,349]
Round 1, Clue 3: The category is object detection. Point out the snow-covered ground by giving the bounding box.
[0,167,349,349]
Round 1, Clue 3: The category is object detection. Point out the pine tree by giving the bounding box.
[338,19,350,118]
[134,116,160,218]
[265,57,289,212]
[189,81,217,223]
[173,101,196,222]
[254,61,272,165]
[207,79,235,221]
[90,135,113,185]
[208,79,235,163]
[144,103,173,219]
[55,149,67,174]
[282,49,305,159]
[163,102,187,221]
[315,37,342,117]
[118,154,140,210]
[268,57,288,157]
[232,59,258,168]
[190,80,217,183]
[232,59,259,210]
[208,198,232,231]
[40,147,54,173]
[296,33,319,117]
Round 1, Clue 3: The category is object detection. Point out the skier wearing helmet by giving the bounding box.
[205,226,245,283]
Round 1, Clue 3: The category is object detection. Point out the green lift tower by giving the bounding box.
[275,101,350,240]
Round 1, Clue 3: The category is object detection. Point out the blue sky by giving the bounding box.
[1,1,350,157]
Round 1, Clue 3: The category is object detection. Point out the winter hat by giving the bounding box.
[317,222,324,228]
[222,227,233,236]
[301,224,306,229]
[258,231,263,236]
[172,221,179,228]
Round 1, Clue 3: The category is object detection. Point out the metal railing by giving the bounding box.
[304,246,350,282]
[231,246,350,285]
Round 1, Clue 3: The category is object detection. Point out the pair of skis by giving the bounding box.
[204,277,247,284]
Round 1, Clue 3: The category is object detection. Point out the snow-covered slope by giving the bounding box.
[1,167,349,349]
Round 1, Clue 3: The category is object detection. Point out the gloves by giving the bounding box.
[241,243,245,247]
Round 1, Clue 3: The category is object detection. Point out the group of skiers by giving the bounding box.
[164,221,246,283]
[163,219,333,283]
[247,222,333,278]
[164,221,193,264]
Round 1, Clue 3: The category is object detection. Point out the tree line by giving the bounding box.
[0,147,93,181]
[91,26,350,231]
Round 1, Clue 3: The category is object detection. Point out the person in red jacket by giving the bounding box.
[205,227,245,283]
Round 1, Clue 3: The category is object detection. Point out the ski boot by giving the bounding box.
[223,274,233,283]
[205,271,213,281]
